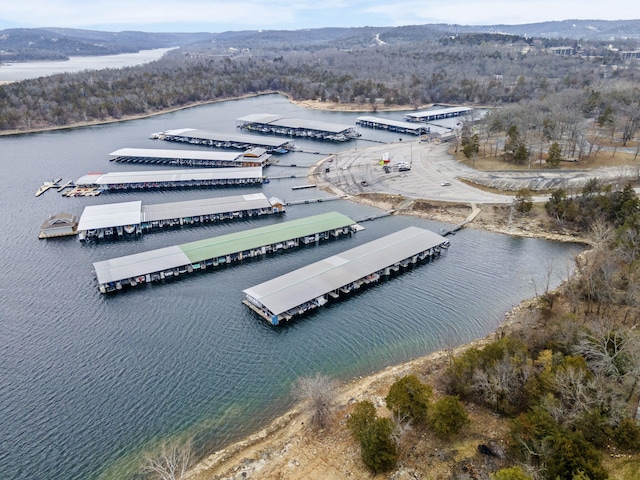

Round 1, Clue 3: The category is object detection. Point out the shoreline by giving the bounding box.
[5,92,588,476]
[186,286,543,479]
[0,91,425,137]
[184,194,586,479]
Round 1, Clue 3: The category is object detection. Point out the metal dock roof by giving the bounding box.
[243,227,448,317]
[356,116,430,133]
[237,114,353,134]
[178,212,355,263]
[141,193,273,223]
[108,148,246,162]
[78,201,142,231]
[77,194,275,232]
[93,212,356,285]
[162,128,289,148]
[404,106,472,122]
[75,167,263,187]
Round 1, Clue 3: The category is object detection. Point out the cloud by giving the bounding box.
[1,0,639,32]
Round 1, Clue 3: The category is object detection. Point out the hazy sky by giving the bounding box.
[0,0,638,32]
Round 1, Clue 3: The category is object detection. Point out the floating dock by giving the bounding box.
[236,114,361,141]
[242,226,449,325]
[153,128,293,153]
[77,193,284,241]
[39,212,78,239]
[355,116,431,135]
[404,106,472,123]
[74,167,264,192]
[108,147,272,168]
[93,211,358,293]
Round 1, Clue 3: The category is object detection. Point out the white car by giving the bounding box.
[440,181,452,186]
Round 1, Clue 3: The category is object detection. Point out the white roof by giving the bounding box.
[356,116,428,131]
[243,227,447,316]
[94,246,190,285]
[162,128,288,147]
[78,201,142,231]
[405,106,472,120]
[75,167,263,186]
[237,114,353,134]
[109,148,243,162]
[141,193,271,222]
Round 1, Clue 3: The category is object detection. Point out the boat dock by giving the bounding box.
[242,226,449,325]
[93,211,359,293]
[74,167,264,192]
[236,114,361,142]
[39,212,78,239]
[404,106,473,123]
[77,193,284,241]
[355,116,431,135]
[108,147,272,168]
[153,128,294,153]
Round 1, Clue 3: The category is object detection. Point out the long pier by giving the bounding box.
[108,147,272,168]
[78,193,284,241]
[93,212,359,294]
[242,226,449,325]
[154,128,294,153]
[236,114,360,142]
[74,167,264,192]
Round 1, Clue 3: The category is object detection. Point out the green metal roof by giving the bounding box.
[178,212,356,263]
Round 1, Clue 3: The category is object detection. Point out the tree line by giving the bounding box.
[1,34,639,133]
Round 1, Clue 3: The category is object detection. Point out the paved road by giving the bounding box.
[314,141,639,204]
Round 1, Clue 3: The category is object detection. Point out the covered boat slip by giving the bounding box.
[236,113,361,141]
[93,211,358,293]
[355,116,431,135]
[77,194,283,241]
[74,167,264,191]
[404,106,473,123]
[156,128,293,153]
[78,201,142,240]
[108,147,272,168]
[242,227,449,325]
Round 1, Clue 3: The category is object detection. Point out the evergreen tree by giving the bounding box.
[359,417,398,473]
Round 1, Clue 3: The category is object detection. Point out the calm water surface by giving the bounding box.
[0,48,175,82]
[0,94,583,479]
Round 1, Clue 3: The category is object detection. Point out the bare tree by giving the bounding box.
[142,438,193,480]
[573,321,640,397]
[472,356,528,412]
[294,372,338,430]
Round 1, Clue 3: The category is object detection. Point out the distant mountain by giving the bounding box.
[450,19,640,41]
[0,28,213,61]
[1,20,638,62]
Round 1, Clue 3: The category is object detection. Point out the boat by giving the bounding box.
[124,225,136,234]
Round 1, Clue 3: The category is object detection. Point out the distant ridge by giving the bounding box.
[0,19,638,62]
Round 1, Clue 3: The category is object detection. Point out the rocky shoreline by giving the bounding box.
[184,189,586,479]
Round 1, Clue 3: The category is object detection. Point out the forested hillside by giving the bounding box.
[1,28,639,139]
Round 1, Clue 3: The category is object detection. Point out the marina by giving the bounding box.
[77,193,285,241]
[355,116,431,135]
[108,147,273,168]
[4,93,584,480]
[236,113,361,141]
[74,166,264,191]
[242,226,449,325]
[404,106,473,123]
[152,128,294,153]
[93,211,359,293]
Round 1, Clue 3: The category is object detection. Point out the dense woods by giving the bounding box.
[1,32,639,144]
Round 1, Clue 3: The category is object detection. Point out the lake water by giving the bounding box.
[0,48,175,82]
[0,94,583,480]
